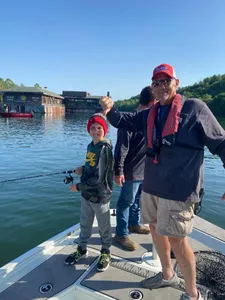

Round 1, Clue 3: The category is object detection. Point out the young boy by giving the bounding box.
[64,113,113,272]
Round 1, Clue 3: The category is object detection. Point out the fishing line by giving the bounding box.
[0,170,75,185]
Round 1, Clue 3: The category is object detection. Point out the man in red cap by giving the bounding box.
[99,64,225,300]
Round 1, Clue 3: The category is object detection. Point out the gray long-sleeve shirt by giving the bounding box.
[107,97,225,202]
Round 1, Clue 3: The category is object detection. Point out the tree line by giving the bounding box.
[115,74,225,117]
[1,74,225,117]
[0,78,43,90]
[0,78,17,90]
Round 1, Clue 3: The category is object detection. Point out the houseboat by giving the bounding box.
[0,86,65,115]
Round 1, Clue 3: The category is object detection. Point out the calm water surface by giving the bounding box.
[0,114,225,267]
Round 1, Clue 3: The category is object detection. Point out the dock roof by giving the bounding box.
[1,86,63,99]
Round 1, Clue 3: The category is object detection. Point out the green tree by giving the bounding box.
[209,93,225,117]
[115,73,225,116]
[0,78,17,90]
[34,83,41,88]
[0,78,5,90]
[201,94,213,103]
[5,78,16,89]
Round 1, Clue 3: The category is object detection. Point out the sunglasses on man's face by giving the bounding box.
[152,78,174,87]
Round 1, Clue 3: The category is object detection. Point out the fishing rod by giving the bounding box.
[0,170,75,185]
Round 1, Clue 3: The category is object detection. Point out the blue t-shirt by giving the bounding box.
[154,104,171,146]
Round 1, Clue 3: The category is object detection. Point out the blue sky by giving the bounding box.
[1,0,225,100]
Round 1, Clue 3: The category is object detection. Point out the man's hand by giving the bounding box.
[70,184,78,192]
[99,96,114,115]
[221,193,225,200]
[114,175,125,186]
[75,166,83,176]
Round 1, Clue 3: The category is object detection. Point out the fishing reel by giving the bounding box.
[63,174,74,184]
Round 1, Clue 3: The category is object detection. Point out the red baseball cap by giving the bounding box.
[152,63,177,80]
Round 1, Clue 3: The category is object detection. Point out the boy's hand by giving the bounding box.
[75,166,83,176]
[70,184,78,192]
[114,175,125,186]
[99,96,113,115]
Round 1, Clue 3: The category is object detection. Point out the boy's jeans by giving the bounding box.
[116,180,142,237]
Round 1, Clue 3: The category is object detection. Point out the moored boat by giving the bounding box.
[0,112,33,118]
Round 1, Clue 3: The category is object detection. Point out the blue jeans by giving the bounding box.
[116,180,142,237]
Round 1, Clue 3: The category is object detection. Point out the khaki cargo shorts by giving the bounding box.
[140,192,195,237]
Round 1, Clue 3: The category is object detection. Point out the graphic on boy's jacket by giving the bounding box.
[86,151,96,166]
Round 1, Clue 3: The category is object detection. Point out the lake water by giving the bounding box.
[0,114,225,267]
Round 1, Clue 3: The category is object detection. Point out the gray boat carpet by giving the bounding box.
[73,226,210,264]
[81,258,213,300]
[0,246,98,300]
[0,223,213,300]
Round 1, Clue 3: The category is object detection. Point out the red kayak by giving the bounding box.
[0,112,33,118]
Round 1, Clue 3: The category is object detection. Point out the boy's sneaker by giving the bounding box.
[97,249,112,272]
[64,245,88,265]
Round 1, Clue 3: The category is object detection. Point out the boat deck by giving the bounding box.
[0,211,224,300]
